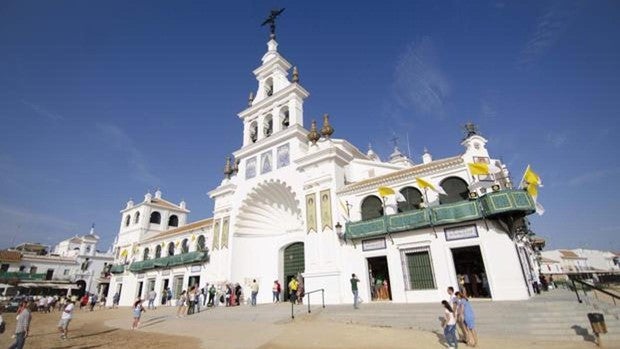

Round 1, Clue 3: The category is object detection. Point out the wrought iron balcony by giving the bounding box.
[0,271,46,281]
[128,251,210,273]
[345,189,535,240]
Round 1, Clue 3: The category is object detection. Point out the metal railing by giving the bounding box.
[570,277,619,306]
[291,288,325,319]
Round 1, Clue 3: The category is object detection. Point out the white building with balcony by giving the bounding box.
[0,226,113,296]
[107,29,543,307]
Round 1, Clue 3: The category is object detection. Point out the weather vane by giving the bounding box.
[261,8,285,39]
[463,122,479,139]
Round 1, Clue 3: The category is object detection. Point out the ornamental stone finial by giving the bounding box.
[292,66,299,83]
[224,156,233,179]
[320,113,334,138]
[307,120,320,145]
[248,92,254,107]
[232,157,239,175]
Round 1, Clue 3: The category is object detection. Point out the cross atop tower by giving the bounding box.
[390,134,400,148]
[261,8,285,39]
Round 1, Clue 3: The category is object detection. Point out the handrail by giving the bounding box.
[570,277,619,306]
[291,288,325,319]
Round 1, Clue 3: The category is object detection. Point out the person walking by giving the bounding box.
[89,293,98,311]
[456,292,478,347]
[147,289,157,310]
[166,287,172,306]
[208,284,216,307]
[8,300,31,349]
[272,280,281,303]
[296,281,305,305]
[448,286,466,342]
[350,273,360,309]
[161,289,167,306]
[58,299,74,339]
[176,290,188,317]
[131,299,145,329]
[288,277,298,304]
[187,286,196,315]
[441,300,458,349]
[197,288,205,313]
[251,279,259,306]
[112,292,120,308]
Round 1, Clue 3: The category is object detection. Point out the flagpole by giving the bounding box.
[423,188,438,238]
[518,165,530,189]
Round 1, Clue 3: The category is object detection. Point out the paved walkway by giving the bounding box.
[104,289,619,348]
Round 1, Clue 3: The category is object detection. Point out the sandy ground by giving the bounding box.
[0,306,617,349]
[0,307,200,349]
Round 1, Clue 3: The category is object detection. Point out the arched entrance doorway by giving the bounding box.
[283,242,304,301]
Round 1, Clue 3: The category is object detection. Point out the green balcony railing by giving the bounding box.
[109,264,125,274]
[129,251,209,273]
[0,271,46,280]
[345,189,535,240]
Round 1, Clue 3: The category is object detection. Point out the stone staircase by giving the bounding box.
[311,289,620,343]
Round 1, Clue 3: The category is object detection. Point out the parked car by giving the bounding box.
[2,295,28,312]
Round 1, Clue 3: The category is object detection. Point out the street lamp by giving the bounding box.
[335,222,344,241]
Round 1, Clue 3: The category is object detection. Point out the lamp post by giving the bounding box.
[335,222,345,244]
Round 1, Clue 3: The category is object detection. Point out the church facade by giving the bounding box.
[107,36,540,307]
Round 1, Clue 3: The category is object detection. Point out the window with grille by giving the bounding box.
[402,249,436,290]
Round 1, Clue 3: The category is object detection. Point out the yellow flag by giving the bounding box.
[416,177,433,190]
[378,186,395,197]
[191,234,196,242]
[468,163,489,175]
[120,249,128,257]
[524,165,541,186]
[527,183,538,198]
[416,177,447,195]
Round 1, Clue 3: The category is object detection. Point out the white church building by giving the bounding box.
[107,33,540,307]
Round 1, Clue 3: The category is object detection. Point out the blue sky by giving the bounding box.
[1,1,619,252]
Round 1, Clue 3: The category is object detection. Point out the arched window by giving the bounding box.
[181,238,189,253]
[265,77,273,97]
[150,211,161,224]
[142,247,150,261]
[134,212,140,224]
[155,245,162,259]
[263,114,273,137]
[249,121,258,143]
[361,195,384,220]
[197,235,206,251]
[439,177,470,204]
[280,107,289,129]
[398,187,423,212]
[168,215,179,227]
[125,215,130,227]
[167,242,175,256]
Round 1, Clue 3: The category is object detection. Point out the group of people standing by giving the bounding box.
[443,286,478,348]
[5,297,75,349]
[349,273,478,348]
[287,276,305,304]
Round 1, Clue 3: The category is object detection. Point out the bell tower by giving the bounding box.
[238,38,309,148]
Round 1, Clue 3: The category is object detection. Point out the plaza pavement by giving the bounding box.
[104,288,620,348]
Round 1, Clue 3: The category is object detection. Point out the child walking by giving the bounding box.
[131,299,145,329]
[441,300,458,349]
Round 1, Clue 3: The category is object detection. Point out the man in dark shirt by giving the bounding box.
[350,273,360,309]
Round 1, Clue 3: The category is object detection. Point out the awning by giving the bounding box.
[18,282,78,289]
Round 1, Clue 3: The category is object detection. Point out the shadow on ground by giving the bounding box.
[571,325,596,343]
